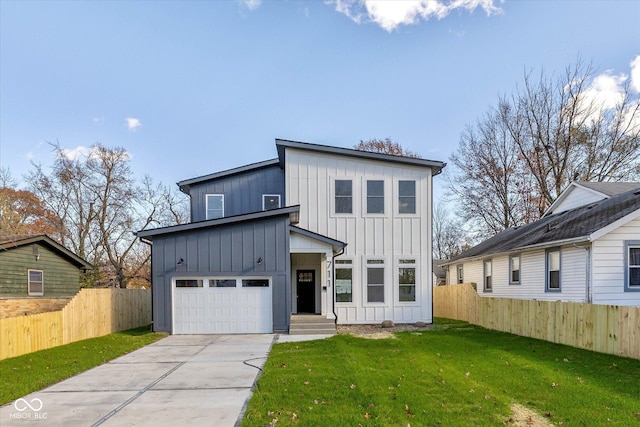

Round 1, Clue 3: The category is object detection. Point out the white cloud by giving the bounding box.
[630,55,640,93]
[240,0,261,11]
[581,71,627,113]
[25,151,35,160]
[125,117,142,131]
[93,117,104,124]
[329,0,502,32]
[59,146,93,161]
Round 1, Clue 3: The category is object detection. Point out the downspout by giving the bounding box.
[139,236,154,330]
[331,247,345,327]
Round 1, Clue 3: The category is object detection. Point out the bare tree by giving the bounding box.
[354,138,421,158]
[0,167,17,188]
[26,142,188,288]
[449,59,640,233]
[432,203,471,260]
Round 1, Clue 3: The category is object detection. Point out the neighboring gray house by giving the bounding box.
[443,182,640,306]
[138,139,445,334]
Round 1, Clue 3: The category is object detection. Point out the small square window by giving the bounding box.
[262,194,280,211]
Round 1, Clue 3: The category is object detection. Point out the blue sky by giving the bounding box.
[1,0,639,202]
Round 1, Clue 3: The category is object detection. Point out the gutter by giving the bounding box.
[442,236,591,266]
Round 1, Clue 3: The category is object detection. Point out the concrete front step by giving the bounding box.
[289,314,336,335]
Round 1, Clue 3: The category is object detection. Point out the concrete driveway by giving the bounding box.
[1,334,276,427]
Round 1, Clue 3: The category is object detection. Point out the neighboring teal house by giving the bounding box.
[0,235,93,297]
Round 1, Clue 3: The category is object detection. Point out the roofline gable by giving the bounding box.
[289,225,347,253]
[177,158,280,194]
[275,138,446,175]
[590,208,640,241]
[0,235,93,270]
[542,181,609,218]
[137,205,300,239]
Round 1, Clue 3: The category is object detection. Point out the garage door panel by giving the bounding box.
[174,278,272,334]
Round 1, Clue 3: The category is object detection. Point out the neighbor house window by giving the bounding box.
[398,180,416,214]
[335,259,353,302]
[367,180,384,214]
[398,259,416,302]
[624,241,640,292]
[546,248,561,291]
[335,180,353,214]
[509,255,521,285]
[28,270,44,296]
[483,259,492,292]
[206,194,224,219]
[262,194,280,211]
[456,264,464,284]
[366,259,385,303]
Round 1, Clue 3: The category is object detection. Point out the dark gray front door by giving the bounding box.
[296,270,315,313]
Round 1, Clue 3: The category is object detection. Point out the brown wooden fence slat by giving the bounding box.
[434,284,640,360]
[0,289,151,360]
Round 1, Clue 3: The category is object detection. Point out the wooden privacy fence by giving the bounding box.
[0,288,151,360]
[434,283,640,360]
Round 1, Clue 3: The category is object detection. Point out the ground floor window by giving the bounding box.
[366,259,385,303]
[398,259,416,302]
[625,241,640,291]
[456,264,463,284]
[546,249,561,291]
[28,269,44,296]
[483,259,492,292]
[335,259,353,302]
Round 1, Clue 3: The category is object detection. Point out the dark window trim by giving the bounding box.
[262,194,281,211]
[624,240,640,292]
[545,248,561,292]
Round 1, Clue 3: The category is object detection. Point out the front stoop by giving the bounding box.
[289,314,336,335]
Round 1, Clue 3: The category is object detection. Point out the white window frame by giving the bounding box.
[365,258,385,304]
[483,259,492,292]
[397,180,417,215]
[334,259,353,303]
[262,194,281,211]
[365,179,385,215]
[28,269,44,296]
[206,194,224,220]
[546,248,561,292]
[332,178,354,216]
[456,264,464,284]
[624,240,640,292]
[509,254,521,285]
[397,258,417,303]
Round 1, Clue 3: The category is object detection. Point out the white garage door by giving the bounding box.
[173,277,273,334]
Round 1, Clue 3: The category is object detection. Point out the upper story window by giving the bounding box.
[335,259,353,303]
[456,264,463,284]
[28,269,44,296]
[367,180,384,214]
[262,194,281,211]
[483,259,492,292]
[206,194,224,220]
[625,241,640,292]
[398,180,416,214]
[335,180,353,214]
[509,255,521,285]
[546,248,561,291]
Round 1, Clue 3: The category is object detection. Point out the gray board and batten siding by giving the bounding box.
[139,208,294,333]
[178,160,285,222]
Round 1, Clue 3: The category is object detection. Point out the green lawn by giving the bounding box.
[0,325,165,405]
[243,319,640,426]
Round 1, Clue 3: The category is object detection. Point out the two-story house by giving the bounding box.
[137,139,445,334]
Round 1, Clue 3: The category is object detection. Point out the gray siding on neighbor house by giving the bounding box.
[0,244,82,297]
[150,215,291,333]
[188,164,285,222]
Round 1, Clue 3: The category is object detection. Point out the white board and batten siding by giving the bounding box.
[449,245,589,303]
[285,148,434,324]
[592,216,640,306]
